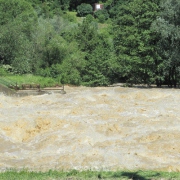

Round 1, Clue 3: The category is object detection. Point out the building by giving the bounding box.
[94,3,104,11]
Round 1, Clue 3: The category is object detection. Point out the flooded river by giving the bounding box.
[0,86,180,171]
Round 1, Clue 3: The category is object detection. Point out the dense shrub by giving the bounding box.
[0,66,9,76]
[63,12,77,23]
[77,3,93,17]
[94,9,109,23]
[35,64,62,78]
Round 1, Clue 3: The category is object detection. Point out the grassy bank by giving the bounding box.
[0,170,180,180]
[0,75,60,89]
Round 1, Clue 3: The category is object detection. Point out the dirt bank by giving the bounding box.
[0,86,180,172]
[0,84,15,96]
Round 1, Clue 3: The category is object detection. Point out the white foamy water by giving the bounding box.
[0,86,180,171]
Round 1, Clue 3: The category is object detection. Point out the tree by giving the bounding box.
[27,0,70,16]
[59,42,86,85]
[31,15,73,70]
[76,18,113,86]
[152,0,180,87]
[94,9,109,23]
[69,0,96,11]
[0,22,34,73]
[77,3,93,17]
[113,0,160,85]
[0,0,37,73]
[106,0,132,18]
[0,0,37,35]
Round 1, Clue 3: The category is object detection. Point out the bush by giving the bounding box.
[36,64,62,78]
[77,3,93,17]
[0,66,9,76]
[85,14,94,23]
[59,69,81,85]
[94,9,109,23]
[0,65,13,75]
[63,12,77,23]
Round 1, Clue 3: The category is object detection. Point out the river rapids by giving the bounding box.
[0,86,180,171]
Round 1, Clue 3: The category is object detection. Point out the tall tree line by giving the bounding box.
[113,0,180,87]
[0,0,180,87]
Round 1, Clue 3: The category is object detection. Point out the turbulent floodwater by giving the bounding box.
[0,86,180,172]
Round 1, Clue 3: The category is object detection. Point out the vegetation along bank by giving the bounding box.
[0,0,180,87]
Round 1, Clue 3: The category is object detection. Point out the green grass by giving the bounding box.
[0,170,180,180]
[0,77,16,87]
[0,74,60,89]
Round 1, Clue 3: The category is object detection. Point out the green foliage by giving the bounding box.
[107,0,132,18]
[77,3,93,17]
[0,170,180,180]
[0,66,9,76]
[70,0,97,11]
[36,39,86,85]
[31,15,77,71]
[59,49,85,85]
[43,35,68,66]
[6,74,57,88]
[0,0,37,26]
[1,0,180,87]
[151,0,180,87]
[94,9,109,23]
[0,0,37,74]
[76,18,114,86]
[113,0,160,85]
[0,21,35,74]
[63,12,78,23]
[27,0,69,17]
[85,14,94,23]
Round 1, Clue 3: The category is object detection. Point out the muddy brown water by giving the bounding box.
[0,86,180,172]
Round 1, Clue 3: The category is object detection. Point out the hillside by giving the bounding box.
[0,0,180,87]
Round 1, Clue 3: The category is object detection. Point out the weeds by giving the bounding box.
[0,74,59,89]
[0,170,180,180]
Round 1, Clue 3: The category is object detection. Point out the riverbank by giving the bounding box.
[1,169,180,180]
